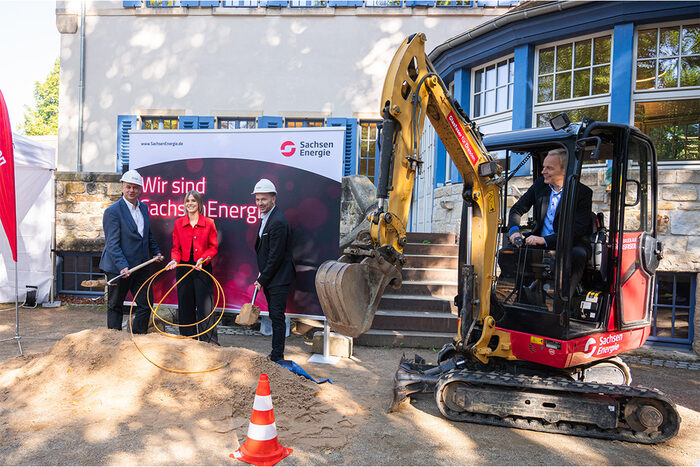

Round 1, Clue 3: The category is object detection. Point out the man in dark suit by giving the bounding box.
[99,170,162,333]
[504,148,592,298]
[252,178,295,362]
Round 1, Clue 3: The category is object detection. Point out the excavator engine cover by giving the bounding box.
[315,250,401,338]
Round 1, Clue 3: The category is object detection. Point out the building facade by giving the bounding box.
[55,0,513,173]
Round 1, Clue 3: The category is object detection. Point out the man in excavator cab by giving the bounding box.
[316,33,679,444]
[498,147,592,308]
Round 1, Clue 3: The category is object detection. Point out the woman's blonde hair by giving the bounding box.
[184,190,204,215]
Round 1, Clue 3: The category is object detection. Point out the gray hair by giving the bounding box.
[546,148,567,170]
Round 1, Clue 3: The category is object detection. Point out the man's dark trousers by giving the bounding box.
[106,268,151,334]
[264,285,289,360]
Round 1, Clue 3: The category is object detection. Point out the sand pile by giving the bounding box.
[0,329,359,465]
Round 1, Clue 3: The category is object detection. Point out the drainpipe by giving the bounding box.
[76,0,85,172]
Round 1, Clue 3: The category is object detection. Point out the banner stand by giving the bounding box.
[0,253,23,357]
[307,320,340,365]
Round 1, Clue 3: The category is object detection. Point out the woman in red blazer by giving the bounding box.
[166,190,219,344]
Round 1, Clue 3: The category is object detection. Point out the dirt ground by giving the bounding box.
[0,304,698,466]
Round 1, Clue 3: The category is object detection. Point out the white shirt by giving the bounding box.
[122,197,144,237]
[258,205,275,238]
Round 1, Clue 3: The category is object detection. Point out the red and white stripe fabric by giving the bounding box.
[231,373,292,466]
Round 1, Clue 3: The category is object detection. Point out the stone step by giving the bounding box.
[379,294,452,313]
[355,329,455,349]
[403,243,459,256]
[406,232,457,244]
[372,310,458,334]
[402,267,456,282]
[404,254,458,269]
[397,281,458,298]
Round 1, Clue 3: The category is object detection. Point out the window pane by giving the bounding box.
[496,86,508,112]
[474,69,483,93]
[575,40,592,68]
[658,58,679,88]
[634,99,700,161]
[474,92,482,117]
[508,84,513,109]
[682,24,700,55]
[77,255,90,271]
[485,65,496,89]
[485,89,496,114]
[637,29,658,59]
[659,27,680,57]
[555,71,571,100]
[537,75,553,103]
[680,56,700,87]
[593,36,611,65]
[509,60,514,83]
[556,44,572,71]
[539,47,554,74]
[592,64,610,94]
[536,105,608,128]
[497,61,509,86]
[62,255,76,272]
[573,69,590,97]
[636,60,656,90]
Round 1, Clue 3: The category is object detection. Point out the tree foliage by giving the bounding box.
[23,58,59,135]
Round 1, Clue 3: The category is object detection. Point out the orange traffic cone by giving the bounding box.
[230,373,293,466]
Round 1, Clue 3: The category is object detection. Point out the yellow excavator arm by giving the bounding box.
[316,33,503,346]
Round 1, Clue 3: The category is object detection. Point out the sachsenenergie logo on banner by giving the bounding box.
[280,140,334,158]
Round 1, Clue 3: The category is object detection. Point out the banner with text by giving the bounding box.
[129,128,344,316]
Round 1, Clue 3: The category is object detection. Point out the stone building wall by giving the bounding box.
[431,167,700,355]
[55,172,121,253]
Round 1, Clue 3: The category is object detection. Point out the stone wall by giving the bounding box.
[55,172,121,253]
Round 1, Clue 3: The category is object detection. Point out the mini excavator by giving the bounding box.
[315,33,680,443]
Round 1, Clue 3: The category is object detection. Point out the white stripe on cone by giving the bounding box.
[253,394,273,411]
[247,421,278,441]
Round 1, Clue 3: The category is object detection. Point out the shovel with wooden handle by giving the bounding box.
[236,286,261,325]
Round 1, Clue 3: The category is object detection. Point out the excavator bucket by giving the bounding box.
[315,251,402,338]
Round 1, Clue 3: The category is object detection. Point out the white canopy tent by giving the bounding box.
[0,134,55,303]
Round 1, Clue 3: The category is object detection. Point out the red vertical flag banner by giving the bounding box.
[0,89,17,262]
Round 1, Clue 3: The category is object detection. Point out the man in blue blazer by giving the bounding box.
[99,170,162,333]
[252,178,295,361]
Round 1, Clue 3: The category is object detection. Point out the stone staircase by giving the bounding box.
[355,232,459,349]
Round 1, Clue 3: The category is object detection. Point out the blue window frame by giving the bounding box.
[285,118,324,127]
[57,253,104,297]
[219,117,256,129]
[648,272,696,348]
[358,120,380,183]
[142,117,178,130]
[145,0,180,6]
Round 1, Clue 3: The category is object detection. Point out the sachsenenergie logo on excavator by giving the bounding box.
[447,111,478,165]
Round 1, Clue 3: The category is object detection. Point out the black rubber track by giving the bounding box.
[435,369,680,444]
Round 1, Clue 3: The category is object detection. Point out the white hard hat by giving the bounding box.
[252,178,277,194]
[120,169,143,187]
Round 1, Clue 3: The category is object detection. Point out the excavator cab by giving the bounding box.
[482,120,662,349]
